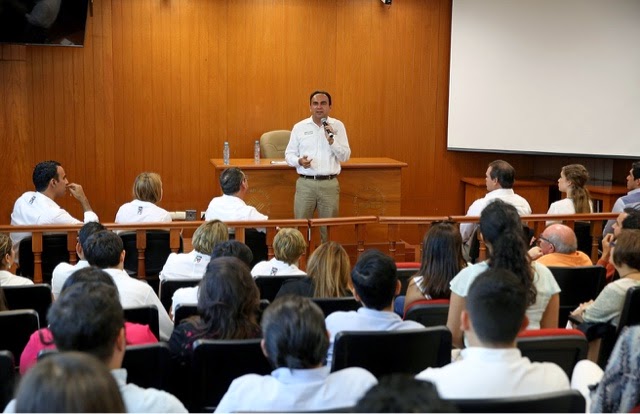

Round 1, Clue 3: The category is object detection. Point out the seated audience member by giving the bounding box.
[603,161,640,235]
[251,228,306,277]
[403,222,467,314]
[159,220,228,281]
[214,295,377,413]
[83,230,173,341]
[14,352,125,413]
[355,374,456,413]
[547,164,593,217]
[416,269,569,398]
[115,172,172,224]
[276,241,351,299]
[447,200,560,348]
[324,249,425,365]
[168,257,261,365]
[10,160,98,258]
[20,266,158,374]
[50,221,106,298]
[171,240,253,313]
[571,325,640,413]
[5,282,186,413]
[571,229,640,327]
[598,207,640,281]
[459,160,531,258]
[0,233,33,286]
[528,224,593,267]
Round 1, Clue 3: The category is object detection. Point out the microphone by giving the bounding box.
[321,118,334,139]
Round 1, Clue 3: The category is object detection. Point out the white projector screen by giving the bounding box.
[447,0,640,158]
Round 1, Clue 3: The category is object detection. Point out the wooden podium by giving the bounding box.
[210,158,408,243]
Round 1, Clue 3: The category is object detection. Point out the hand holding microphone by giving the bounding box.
[320,117,335,142]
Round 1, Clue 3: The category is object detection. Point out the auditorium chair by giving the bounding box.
[123,305,160,341]
[312,297,361,317]
[403,299,450,328]
[0,351,15,410]
[547,265,606,327]
[174,304,198,325]
[330,327,452,378]
[122,343,172,392]
[190,338,272,412]
[447,389,585,413]
[259,130,291,158]
[2,284,52,326]
[17,235,70,284]
[396,262,420,295]
[516,328,587,378]
[159,278,200,313]
[0,310,40,365]
[254,275,306,302]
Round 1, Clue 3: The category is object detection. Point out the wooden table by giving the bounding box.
[461,177,554,214]
[586,184,628,212]
[210,157,408,243]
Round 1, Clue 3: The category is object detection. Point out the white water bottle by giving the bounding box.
[254,140,260,164]
[223,141,230,165]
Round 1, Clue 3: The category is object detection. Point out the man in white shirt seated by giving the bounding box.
[460,160,531,259]
[604,161,640,235]
[251,228,307,277]
[3,281,187,413]
[324,249,425,365]
[159,220,228,281]
[83,230,173,341]
[214,295,377,413]
[528,223,593,267]
[51,221,106,299]
[10,160,99,259]
[415,268,570,398]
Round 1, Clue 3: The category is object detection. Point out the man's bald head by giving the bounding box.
[541,224,577,254]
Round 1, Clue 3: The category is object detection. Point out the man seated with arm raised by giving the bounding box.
[416,268,569,398]
[324,249,425,366]
[83,230,174,341]
[528,223,593,267]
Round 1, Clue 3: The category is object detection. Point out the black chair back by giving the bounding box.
[595,285,640,368]
[254,275,306,302]
[3,284,52,326]
[516,331,588,378]
[18,235,70,284]
[0,351,15,410]
[548,266,607,327]
[330,327,451,378]
[123,306,160,341]
[159,278,200,312]
[122,343,172,391]
[573,221,595,257]
[404,300,450,327]
[120,231,183,277]
[448,389,586,413]
[174,304,199,325]
[396,266,419,296]
[618,285,640,329]
[0,310,40,364]
[312,297,361,317]
[191,339,272,412]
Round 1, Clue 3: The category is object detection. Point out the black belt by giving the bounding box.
[299,174,337,180]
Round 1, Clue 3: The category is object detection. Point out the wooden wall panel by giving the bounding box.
[0,0,632,229]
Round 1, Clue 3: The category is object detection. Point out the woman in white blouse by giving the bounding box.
[115,172,172,224]
[547,164,593,216]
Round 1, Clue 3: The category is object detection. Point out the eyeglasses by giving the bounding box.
[536,236,555,250]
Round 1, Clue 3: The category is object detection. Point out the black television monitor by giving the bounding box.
[0,0,91,46]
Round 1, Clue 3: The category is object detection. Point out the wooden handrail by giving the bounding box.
[378,216,450,261]
[308,216,378,259]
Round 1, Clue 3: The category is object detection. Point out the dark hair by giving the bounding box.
[32,160,61,192]
[309,90,332,106]
[355,375,456,413]
[47,282,125,363]
[83,231,123,268]
[488,160,515,189]
[60,266,116,293]
[466,269,528,345]
[219,167,245,195]
[0,286,7,312]
[479,200,536,306]
[612,229,640,271]
[14,352,125,413]
[417,223,467,299]
[562,164,591,213]
[190,257,260,341]
[351,249,398,310]
[261,295,329,369]
[623,207,640,230]
[632,161,640,181]
[78,222,107,252]
[210,240,253,267]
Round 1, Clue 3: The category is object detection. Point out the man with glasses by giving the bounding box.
[528,224,592,267]
[598,207,640,281]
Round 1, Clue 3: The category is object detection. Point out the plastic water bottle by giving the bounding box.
[254,140,261,164]
[223,141,230,165]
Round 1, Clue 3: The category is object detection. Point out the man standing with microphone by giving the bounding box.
[285,91,351,242]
